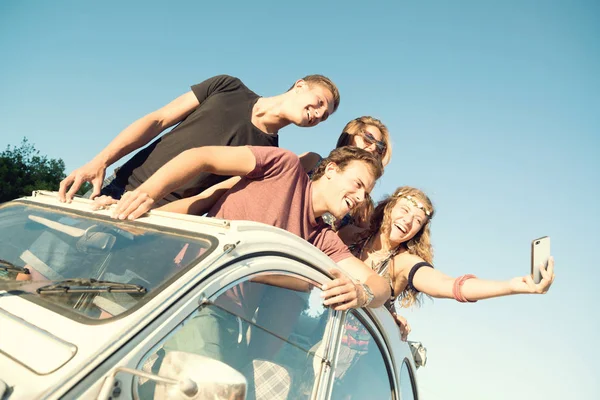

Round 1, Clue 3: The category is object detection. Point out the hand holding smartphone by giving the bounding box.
[531,236,551,284]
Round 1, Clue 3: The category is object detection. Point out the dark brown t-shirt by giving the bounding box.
[208,146,351,263]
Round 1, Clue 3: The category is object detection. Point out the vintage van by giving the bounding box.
[0,191,424,399]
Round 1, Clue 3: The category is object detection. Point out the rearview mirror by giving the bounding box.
[75,226,116,254]
[97,351,247,400]
[28,215,116,253]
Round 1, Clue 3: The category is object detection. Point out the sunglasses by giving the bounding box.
[345,131,386,155]
[363,131,387,155]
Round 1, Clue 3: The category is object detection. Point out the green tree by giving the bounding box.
[0,138,71,202]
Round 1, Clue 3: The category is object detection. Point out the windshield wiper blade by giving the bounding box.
[36,278,147,294]
[0,259,30,275]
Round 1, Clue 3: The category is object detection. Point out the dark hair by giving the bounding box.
[310,146,383,182]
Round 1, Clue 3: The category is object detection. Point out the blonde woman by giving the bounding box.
[338,186,555,338]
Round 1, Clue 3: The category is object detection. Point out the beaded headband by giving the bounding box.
[395,192,432,217]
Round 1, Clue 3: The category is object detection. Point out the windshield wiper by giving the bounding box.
[36,278,147,294]
[0,259,30,275]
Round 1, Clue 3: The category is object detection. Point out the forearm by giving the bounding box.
[93,113,165,168]
[155,196,199,214]
[363,273,390,307]
[157,177,239,215]
[139,145,256,202]
[138,148,211,200]
[420,276,514,301]
[111,146,256,220]
[336,256,391,308]
[459,279,514,301]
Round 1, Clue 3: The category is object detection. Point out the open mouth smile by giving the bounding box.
[344,197,356,211]
[306,109,313,124]
[394,223,408,234]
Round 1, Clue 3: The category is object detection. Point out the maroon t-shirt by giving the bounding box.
[207,146,351,263]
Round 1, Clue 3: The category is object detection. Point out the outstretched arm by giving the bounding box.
[159,151,323,216]
[156,176,241,215]
[59,91,200,202]
[399,254,555,301]
[111,146,256,220]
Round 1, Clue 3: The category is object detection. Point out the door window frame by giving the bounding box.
[326,309,401,400]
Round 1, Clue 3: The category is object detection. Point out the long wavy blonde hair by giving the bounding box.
[362,186,435,307]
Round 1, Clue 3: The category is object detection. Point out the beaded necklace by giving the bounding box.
[349,234,401,302]
[351,234,399,273]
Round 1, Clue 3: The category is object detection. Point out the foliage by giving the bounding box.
[0,138,68,202]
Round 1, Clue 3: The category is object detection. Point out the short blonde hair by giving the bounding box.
[289,75,341,113]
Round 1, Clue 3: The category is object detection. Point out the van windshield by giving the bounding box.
[0,202,216,322]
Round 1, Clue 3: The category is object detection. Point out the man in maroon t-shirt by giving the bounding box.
[111,145,390,309]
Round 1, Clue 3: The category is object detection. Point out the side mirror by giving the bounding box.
[97,351,247,400]
[408,341,427,369]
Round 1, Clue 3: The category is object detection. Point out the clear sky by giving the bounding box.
[1,1,598,399]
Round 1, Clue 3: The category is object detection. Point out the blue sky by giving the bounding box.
[1,1,598,399]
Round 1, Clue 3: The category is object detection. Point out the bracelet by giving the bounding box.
[358,284,367,307]
[358,282,375,307]
[452,274,477,303]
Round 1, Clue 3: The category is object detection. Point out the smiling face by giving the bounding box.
[322,160,376,219]
[388,197,429,245]
[284,80,335,127]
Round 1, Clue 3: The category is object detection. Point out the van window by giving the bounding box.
[0,203,215,321]
[135,273,331,400]
[330,311,393,400]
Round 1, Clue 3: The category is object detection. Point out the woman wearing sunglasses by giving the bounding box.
[335,116,391,165]
[300,116,392,230]
[301,116,391,172]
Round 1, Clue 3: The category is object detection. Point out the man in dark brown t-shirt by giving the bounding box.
[111,145,390,309]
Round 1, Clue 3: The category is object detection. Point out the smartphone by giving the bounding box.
[531,236,551,284]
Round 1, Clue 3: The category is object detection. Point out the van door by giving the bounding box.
[67,255,341,400]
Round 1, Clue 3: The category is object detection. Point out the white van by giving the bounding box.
[0,191,423,400]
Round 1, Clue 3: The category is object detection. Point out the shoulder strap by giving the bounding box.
[407,261,434,293]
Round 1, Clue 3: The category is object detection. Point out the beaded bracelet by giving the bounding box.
[452,274,478,303]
